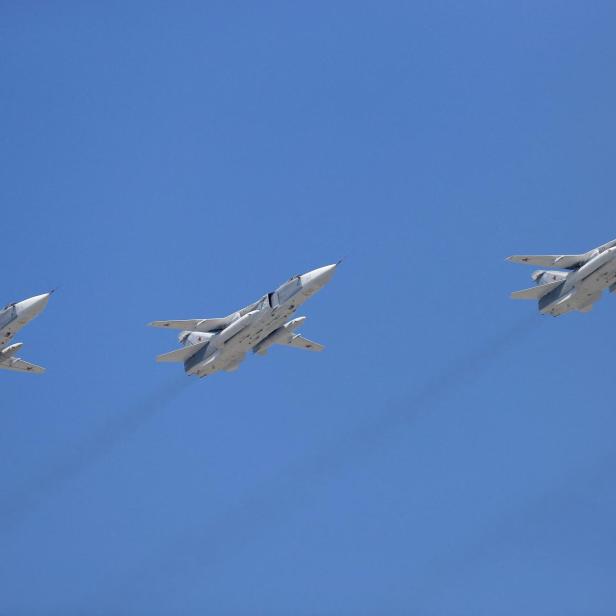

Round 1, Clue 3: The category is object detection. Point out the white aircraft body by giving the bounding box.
[0,292,53,373]
[149,264,338,377]
[508,238,616,316]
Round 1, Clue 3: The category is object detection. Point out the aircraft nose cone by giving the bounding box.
[300,263,338,291]
[17,293,52,317]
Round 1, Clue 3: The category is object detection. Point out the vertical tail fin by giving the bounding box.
[532,270,568,284]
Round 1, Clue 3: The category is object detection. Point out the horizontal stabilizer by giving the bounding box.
[511,279,562,300]
[507,254,588,269]
[149,316,235,332]
[156,339,210,363]
[0,357,45,374]
[278,334,324,352]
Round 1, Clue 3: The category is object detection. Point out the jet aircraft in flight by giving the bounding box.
[0,292,53,373]
[149,264,338,377]
[508,238,616,316]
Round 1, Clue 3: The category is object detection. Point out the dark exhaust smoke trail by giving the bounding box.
[352,313,540,459]
[105,315,541,607]
[407,447,616,604]
[0,375,191,531]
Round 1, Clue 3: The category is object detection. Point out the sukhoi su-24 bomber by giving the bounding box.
[0,292,53,373]
[508,238,616,316]
[149,263,338,377]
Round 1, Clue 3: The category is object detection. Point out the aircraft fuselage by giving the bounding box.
[540,247,616,316]
[0,293,51,347]
[181,265,335,377]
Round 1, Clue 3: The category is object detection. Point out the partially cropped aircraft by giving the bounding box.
[149,263,338,377]
[0,292,53,373]
[508,238,616,316]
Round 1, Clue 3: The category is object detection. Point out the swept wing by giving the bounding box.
[148,316,236,332]
[507,254,588,269]
[0,357,45,374]
[278,334,324,352]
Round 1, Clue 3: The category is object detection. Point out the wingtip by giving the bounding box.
[147,321,167,328]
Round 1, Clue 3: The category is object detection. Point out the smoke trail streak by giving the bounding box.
[0,375,191,531]
[407,447,616,604]
[102,315,541,608]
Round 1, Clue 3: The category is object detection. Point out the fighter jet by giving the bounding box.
[508,238,616,316]
[149,263,338,377]
[0,292,53,373]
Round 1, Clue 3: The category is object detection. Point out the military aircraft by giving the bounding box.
[508,238,616,316]
[149,263,338,377]
[0,292,53,373]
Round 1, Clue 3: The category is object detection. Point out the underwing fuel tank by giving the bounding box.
[253,317,306,355]
[0,342,23,359]
[212,310,260,348]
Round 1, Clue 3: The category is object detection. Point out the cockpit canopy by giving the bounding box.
[275,276,301,305]
[253,276,302,313]
[255,295,270,311]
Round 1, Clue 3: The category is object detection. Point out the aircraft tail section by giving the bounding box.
[531,270,569,284]
[511,279,563,300]
[156,339,210,363]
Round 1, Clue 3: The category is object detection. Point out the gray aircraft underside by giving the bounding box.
[149,263,338,377]
[0,292,53,373]
[508,238,616,316]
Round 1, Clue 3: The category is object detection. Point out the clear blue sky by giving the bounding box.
[2,2,616,614]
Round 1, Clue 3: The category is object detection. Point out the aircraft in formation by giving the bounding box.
[6,242,616,376]
[0,292,53,373]
[148,263,338,378]
[508,238,616,316]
